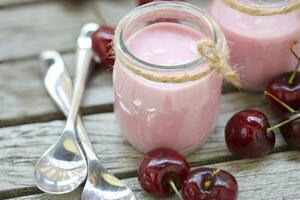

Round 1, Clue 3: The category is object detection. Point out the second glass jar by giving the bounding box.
[209,0,300,90]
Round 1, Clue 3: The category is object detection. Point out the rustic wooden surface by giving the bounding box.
[0,0,299,200]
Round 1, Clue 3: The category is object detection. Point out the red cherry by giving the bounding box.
[91,26,115,69]
[280,113,300,150]
[182,167,238,200]
[266,72,300,114]
[266,42,300,114]
[225,109,275,158]
[138,148,190,197]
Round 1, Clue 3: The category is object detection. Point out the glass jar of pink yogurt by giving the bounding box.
[209,0,300,90]
[113,2,227,154]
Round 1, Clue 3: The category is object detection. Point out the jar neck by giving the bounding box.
[114,2,226,72]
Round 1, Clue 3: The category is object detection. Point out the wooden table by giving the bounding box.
[1,0,300,199]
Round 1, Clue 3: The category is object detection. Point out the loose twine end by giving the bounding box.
[197,40,240,87]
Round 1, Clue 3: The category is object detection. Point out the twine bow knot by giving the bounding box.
[197,40,240,86]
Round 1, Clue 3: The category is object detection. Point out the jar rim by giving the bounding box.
[114,1,225,71]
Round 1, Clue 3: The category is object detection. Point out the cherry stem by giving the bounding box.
[267,113,300,133]
[264,91,296,113]
[169,180,183,200]
[288,42,300,85]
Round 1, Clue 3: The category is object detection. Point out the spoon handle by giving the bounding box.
[41,50,98,160]
[65,46,93,130]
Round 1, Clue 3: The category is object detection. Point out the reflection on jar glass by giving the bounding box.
[113,2,227,154]
[209,0,300,90]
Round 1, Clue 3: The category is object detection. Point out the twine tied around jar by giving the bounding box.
[114,39,240,87]
[223,0,300,16]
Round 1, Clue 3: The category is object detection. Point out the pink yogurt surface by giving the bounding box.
[113,23,222,153]
[209,0,300,90]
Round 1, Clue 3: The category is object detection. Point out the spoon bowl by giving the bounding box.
[34,130,87,194]
[82,159,136,200]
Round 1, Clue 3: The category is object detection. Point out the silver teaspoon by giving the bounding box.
[34,23,97,194]
[41,47,136,198]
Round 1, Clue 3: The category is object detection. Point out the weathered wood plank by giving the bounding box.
[0,1,100,62]
[0,0,48,7]
[0,53,113,125]
[9,151,300,200]
[0,0,208,61]
[0,92,284,193]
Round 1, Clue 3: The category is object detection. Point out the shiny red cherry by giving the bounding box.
[266,42,300,114]
[280,113,300,150]
[225,109,275,158]
[182,167,238,200]
[266,72,300,114]
[138,148,190,197]
[91,26,115,69]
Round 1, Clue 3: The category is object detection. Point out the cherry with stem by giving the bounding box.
[225,105,300,159]
[265,41,300,114]
[138,148,189,198]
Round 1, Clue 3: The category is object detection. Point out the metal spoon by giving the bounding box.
[40,45,136,199]
[34,23,97,194]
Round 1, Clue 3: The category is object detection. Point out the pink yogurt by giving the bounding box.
[113,22,223,153]
[209,0,300,90]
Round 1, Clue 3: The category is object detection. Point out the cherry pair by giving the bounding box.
[225,42,300,158]
[138,148,238,200]
[225,92,300,159]
[265,42,300,150]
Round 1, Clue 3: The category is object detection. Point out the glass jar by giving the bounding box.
[209,0,300,90]
[113,2,227,154]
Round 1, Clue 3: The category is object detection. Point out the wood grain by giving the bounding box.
[0,0,208,62]
[0,1,99,62]
[9,151,300,200]
[0,53,113,124]
[0,92,285,193]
